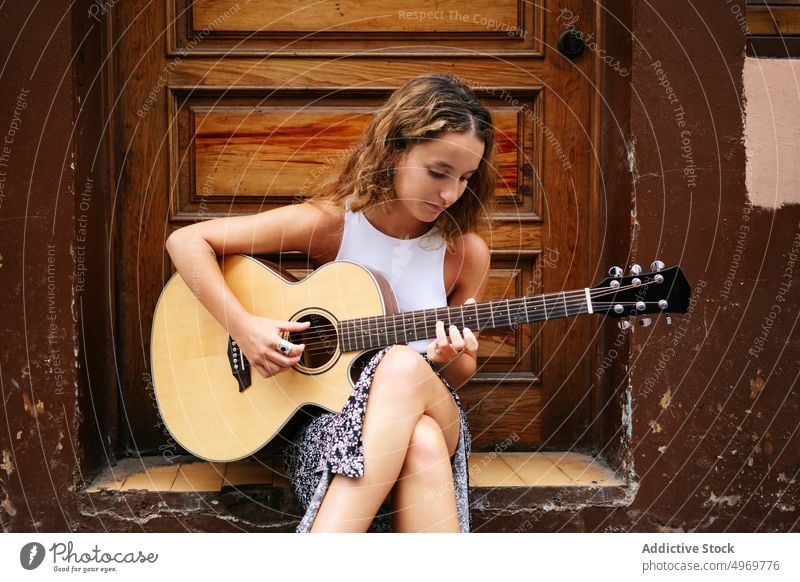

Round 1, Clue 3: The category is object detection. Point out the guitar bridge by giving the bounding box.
[227,337,251,392]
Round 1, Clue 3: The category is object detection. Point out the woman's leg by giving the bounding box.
[310,346,461,532]
[391,414,459,532]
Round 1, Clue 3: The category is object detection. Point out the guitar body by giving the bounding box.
[151,255,395,462]
[152,253,690,463]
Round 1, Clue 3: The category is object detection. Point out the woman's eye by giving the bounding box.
[428,169,472,182]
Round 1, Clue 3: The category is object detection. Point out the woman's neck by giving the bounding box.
[363,202,433,240]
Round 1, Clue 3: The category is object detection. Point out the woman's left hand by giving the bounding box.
[427,298,480,365]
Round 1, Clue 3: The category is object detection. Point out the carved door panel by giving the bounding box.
[115,1,599,453]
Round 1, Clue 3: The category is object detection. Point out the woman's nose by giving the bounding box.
[439,180,460,206]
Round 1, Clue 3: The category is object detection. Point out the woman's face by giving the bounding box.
[391,131,485,225]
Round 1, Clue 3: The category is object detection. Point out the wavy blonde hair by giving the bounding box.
[313,73,496,249]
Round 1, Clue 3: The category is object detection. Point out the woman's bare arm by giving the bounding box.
[431,232,491,388]
[164,201,340,377]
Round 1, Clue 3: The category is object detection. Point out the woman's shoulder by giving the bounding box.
[280,198,343,230]
[444,231,490,297]
[299,199,345,262]
[450,231,490,263]
[305,198,345,222]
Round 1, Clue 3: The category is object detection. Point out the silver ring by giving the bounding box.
[277,339,293,355]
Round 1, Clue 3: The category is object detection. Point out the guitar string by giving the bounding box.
[296,283,650,340]
[289,283,660,352]
[286,281,667,357]
[292,300,669,358]
[290,284,646,333]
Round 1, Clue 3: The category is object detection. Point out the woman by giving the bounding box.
[165,73,495,532]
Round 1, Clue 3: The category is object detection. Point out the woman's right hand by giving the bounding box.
[230,314,310,378]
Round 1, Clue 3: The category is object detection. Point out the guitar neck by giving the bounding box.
[339,288,593,352]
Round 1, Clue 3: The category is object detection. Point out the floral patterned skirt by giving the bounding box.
[282,346,472,532]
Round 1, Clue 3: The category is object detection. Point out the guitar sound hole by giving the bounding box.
[287,312,338,370]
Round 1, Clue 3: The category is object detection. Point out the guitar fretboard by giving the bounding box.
[338,290,592,352]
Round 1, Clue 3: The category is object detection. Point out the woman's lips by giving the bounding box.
[424,201,445,213]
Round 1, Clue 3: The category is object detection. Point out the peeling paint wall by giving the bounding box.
[0,0,112,532]
[614,0,800,532]
[744,58,800,208]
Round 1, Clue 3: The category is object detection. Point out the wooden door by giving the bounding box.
[114,0,599,454]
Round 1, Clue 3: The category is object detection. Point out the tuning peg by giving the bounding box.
[608,266,623,277]
[665,315,672,325]
[635,301,646,311]
[618,319,632,330]
[630,264,642,276]
[639,316,652,327]
[650,260,665,272]
[658,299,668,310]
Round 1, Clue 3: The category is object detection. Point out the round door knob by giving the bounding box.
[558,29,586,58]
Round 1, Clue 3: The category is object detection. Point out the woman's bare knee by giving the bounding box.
[402,414,451,475]
[370,346,435,400]
[369,346,460,455]
[374,345,430,379]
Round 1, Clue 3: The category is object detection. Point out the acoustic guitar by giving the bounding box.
[150,255,690,462]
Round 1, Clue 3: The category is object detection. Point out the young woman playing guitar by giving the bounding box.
[165,73,495,532]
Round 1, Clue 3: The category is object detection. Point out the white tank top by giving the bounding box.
[334,208,448,353]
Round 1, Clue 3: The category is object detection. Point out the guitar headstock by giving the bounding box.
[590,262,691,326]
